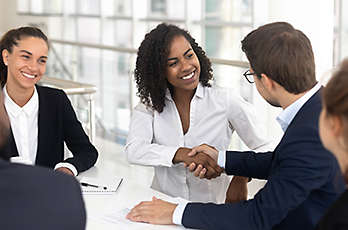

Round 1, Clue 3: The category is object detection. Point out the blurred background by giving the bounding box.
[0,0,346,150]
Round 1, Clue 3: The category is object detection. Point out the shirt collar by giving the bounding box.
[165,83,204,101]
[276,83,321,132]
[4,85,39,118]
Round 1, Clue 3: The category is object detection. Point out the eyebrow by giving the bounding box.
[167,48,192,61]
[19,50,48,59]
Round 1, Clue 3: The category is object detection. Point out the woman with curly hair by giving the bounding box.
[125,23,272,203]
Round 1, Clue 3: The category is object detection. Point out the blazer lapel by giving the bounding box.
[35,85,45,164]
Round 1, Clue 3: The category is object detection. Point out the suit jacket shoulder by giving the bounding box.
[0,159,86,230]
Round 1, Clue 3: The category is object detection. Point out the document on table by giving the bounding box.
[79,176,123,194]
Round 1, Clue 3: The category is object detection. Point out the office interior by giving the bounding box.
[0,0,347,225]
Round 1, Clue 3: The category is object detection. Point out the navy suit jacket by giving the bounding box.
[0,85,98,173]
[0,159,86,230]
[182,90,345,230]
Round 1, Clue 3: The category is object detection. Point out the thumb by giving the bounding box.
[188,147,199,157]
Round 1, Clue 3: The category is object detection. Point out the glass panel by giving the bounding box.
[78,0,100,15]
[150,0,166,15]
[30,0,43,13]
[43,0,63,14]
[47,17,63,39]
[100,50,131,144]
[17,0,30,13]
[341,0,348,60]
[64,0,76,14]
[77,18,100,43]
[167,0,185,19]
[205,26,251,60]
[63,18,77,41]
[205,0,253,23]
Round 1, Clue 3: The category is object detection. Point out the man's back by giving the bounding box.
[0,159,86,230]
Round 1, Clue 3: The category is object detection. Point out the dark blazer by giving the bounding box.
[315,189,348,230]
[1,85,98,173]
[182,90,345,230]
[0,159,86,230]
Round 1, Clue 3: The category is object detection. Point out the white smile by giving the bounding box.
[22,72,36,79]
[181,71,195,80]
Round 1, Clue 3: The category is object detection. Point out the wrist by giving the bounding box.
[173,148,188,164]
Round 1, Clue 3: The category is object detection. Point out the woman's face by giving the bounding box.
[166,35,201,92]
[319,108,336,154]
[2,36,48,91]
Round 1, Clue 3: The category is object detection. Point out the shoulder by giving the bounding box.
[36,85,66,98]
[133,102,155,116]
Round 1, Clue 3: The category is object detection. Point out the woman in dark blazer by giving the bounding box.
[0,26,98,175]
[317,58,348,229]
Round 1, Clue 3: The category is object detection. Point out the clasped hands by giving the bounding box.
[173,144,222,179]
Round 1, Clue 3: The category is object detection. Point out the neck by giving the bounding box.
[6,83,34,107]
[172,87,196,105]
[278,90,307,110]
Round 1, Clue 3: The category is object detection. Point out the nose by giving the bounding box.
[27,59,39,72]
[181,59,191,73]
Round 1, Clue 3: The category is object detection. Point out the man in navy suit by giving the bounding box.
[126,22,345,230]
[0,87,86,229]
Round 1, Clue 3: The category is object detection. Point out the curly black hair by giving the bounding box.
[134,23,213,113]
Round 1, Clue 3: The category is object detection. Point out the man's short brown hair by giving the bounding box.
[241,22,316,94]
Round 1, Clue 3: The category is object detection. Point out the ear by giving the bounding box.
[260,73,276,91]
[2,49,9,66]
[330,115,343,137]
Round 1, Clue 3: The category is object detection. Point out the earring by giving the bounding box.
[4,62,7,66]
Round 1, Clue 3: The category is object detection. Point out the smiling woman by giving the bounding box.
[125,23,273,204]
[0,27,98,175]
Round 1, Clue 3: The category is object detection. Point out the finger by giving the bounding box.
[183,162,187,167]
[187,148,198,157]
[194,164,203,177]
[188,162,196,172]
[199,168,207,179]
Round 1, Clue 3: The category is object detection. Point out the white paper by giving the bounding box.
[80,176,123,195]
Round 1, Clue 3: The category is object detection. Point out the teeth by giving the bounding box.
[182,72,194,80]
[22,72,35,79]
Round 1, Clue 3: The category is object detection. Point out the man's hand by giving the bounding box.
[173,147,223,179]
[225,176,248,203]
[185,144,221,179]
[126,197,176,225]
[55,167,74,176]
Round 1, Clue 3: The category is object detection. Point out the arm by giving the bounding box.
[61,91,98,173]
[125,103,222,178]
[125,103,179,167]
[182,137,338,229]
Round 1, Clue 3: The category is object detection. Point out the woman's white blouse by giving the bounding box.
[125,84,272,203]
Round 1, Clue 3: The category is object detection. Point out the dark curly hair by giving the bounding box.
[134,23,213,113]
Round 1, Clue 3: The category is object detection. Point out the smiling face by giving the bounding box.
[166,35,201,92]
[2,36,48,92]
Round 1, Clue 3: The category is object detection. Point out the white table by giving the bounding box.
[78,138,193,230]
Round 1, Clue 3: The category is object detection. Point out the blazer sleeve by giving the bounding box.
[224,150,273,180]
[60,91,98,173]
[182,125,338,230]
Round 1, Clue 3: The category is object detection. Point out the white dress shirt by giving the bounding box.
[4,86,77,175]
[173,83,322,225]
[125,83,272,204]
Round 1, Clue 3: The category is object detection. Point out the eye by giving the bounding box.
[21,55,30,59]
[187,53,193,58]
[39,59,47,64]
[168,61,177,67]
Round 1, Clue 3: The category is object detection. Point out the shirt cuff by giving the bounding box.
[172,199,189,225]
[54,162,78,176]
[217,150,226,168]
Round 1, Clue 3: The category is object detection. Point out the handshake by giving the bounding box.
[172,144,223,179]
